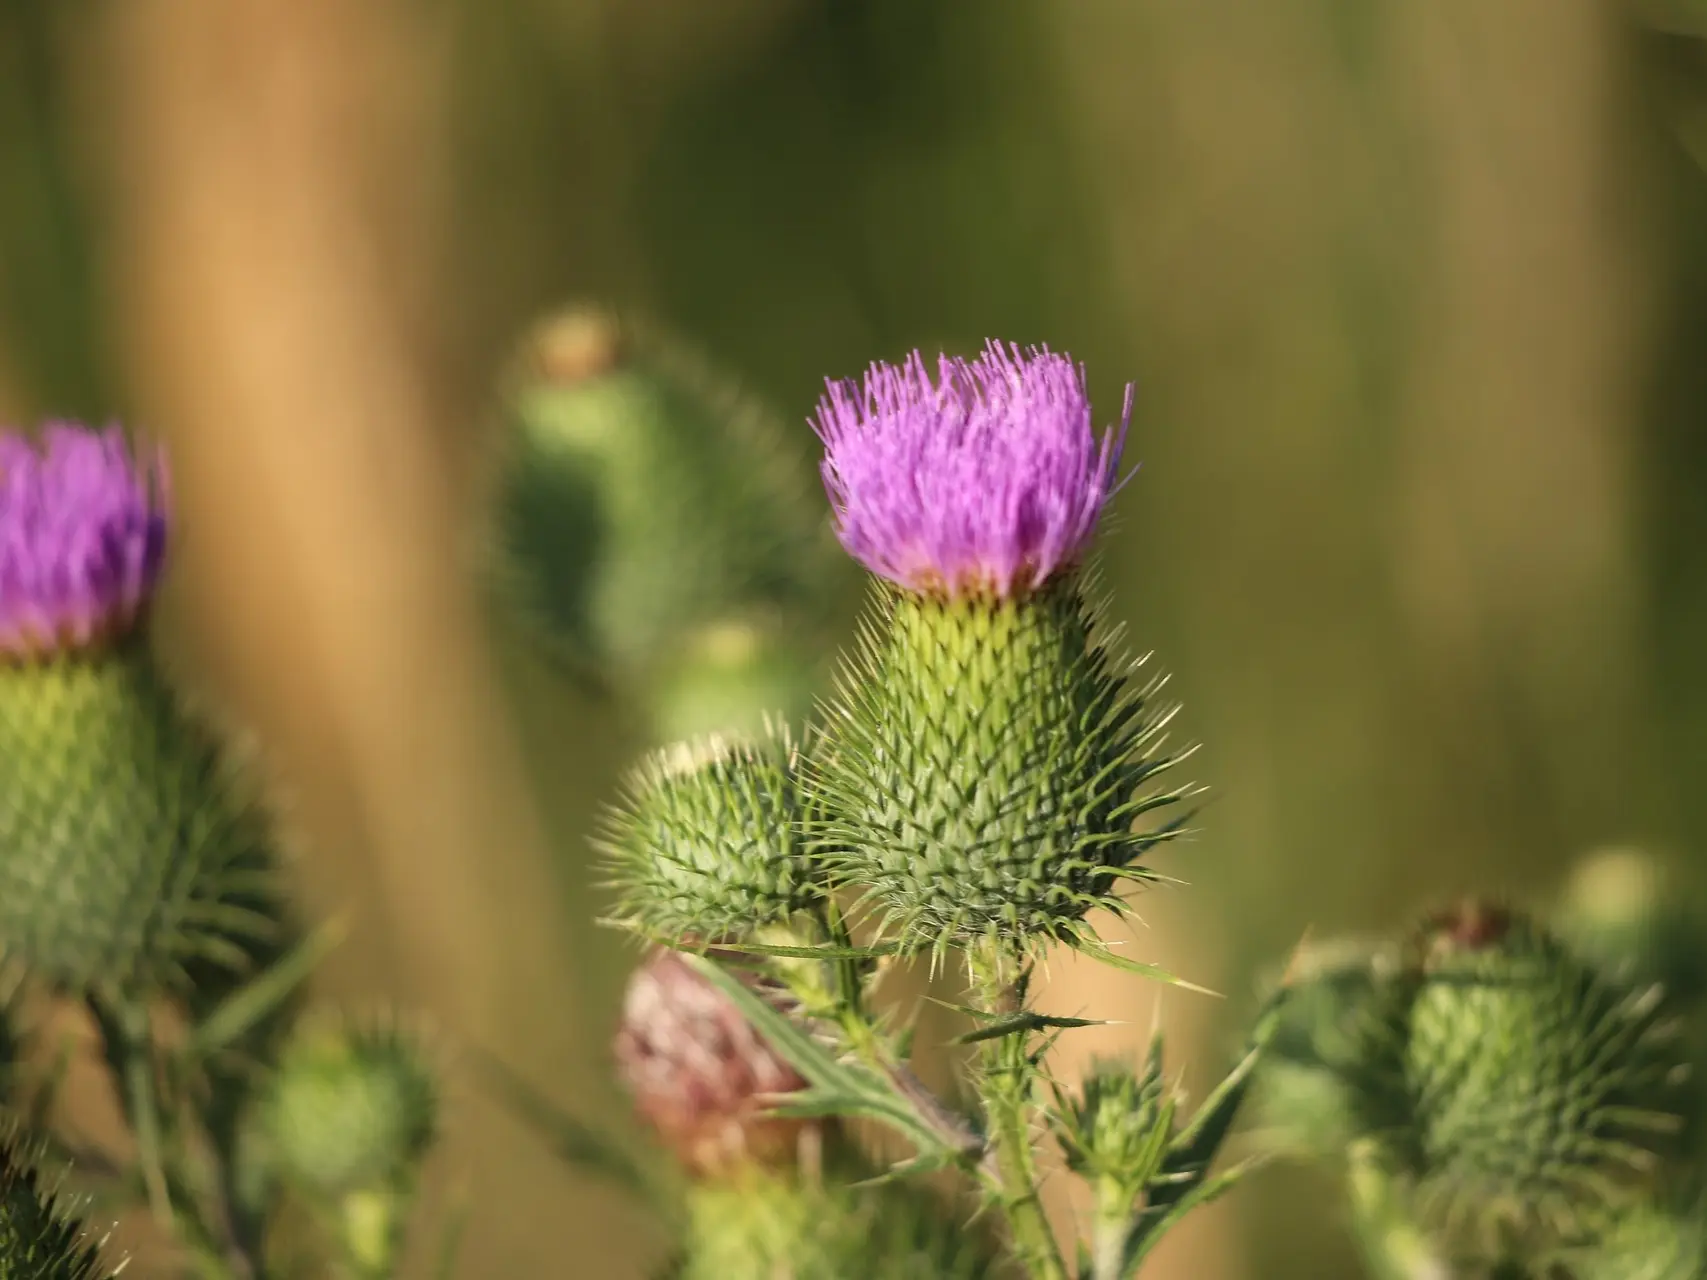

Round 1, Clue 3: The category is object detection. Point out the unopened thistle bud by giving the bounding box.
[1371,902,1688,1260]
[263,1017,438,1199]
[808,344,1190,957]
[491,307,832,732]
[1055,1054,1167,1186]
[602,723,812,943]
[0,1130,113,1279]
[0,424,273,995]
[614,948,811,1180]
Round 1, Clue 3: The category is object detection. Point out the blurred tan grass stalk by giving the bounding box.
[97,1,642,1274]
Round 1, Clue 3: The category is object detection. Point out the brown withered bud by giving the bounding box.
[614,949,813,1179]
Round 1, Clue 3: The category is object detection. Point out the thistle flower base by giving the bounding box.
[814,583,1186,958]
[0,643,266,994]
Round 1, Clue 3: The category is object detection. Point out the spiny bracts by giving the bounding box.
[1366,902,1690,1263]
[602,723,814,943]
[0,641,276,995]
[810,581,1191,959]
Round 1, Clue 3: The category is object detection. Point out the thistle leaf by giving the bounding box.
[681,955,981,1164]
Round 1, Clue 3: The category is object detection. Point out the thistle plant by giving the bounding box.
[0,422,441,1279]
[492,338,1282,1280]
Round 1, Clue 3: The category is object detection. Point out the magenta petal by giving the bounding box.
[0,422,170,658]
[812,341,1129,598]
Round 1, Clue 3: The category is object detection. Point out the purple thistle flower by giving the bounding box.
[812,341,1130,598]
[0,423,169,659]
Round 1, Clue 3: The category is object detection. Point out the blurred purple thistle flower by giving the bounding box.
[813,341,1130,598]
[0,423,169,659]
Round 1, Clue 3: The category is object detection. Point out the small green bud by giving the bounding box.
[1054,1052,1169,1186]
[681,1173,994,1280]
[490,307,834,687]
[0,642,276,995]
[1368,902,1688,1261]
[601,724,812,942]
[811,582,1191,958]
[0,1133,113,1279]
[263,1017,437,1200]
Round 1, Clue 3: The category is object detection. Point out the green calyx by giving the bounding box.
[811,580,1191,959]
[1366,903,1687,1260]
[603,724,813,942]
[679,1172,994,1280]
[0,641,276,996]
[492,309,834,684]
[0,1134,112,1279]
[262,1018,438,1199]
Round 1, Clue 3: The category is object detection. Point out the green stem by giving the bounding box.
[111,998,174,1230]
[969,947,1068,1280]
[1090,1173,1133,1280]
[1092,1181,1133,1280]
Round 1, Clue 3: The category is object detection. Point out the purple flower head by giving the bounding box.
[0,423,169,659]
[813,341,1130,599]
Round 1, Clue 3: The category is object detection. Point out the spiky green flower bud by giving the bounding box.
[814,582,1187,957]
[490,307,833,726]
[680,1174,994,1280]
[602,724,812,942]
[263,1018,437,1199]
[0,1133,113,1279]
[1368,902,1688,1260]
[808,346,1190,957]
[1056,1055,1167,1185]
[0,641,275,996]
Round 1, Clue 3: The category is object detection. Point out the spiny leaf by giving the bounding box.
[681,955,982,1163]
[953,1012,1112,1046]
[187,917,345,1061]
[1122,1156,1267,1275]
[1070,940,1221,998]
